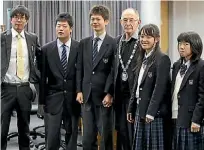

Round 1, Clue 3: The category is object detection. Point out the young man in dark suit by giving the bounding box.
[114,8,140,150]
[1,5,41,150]
[171,32,204,150]
[39,13,80,150]
[76,5,116,150]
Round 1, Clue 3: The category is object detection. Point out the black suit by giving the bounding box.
[1,30,41,150]
[76,34,116,150]
[113,36,139,150]
[39,39,80,150]
[171,59,204,128]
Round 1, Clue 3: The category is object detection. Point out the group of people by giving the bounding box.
[1,4,204,150]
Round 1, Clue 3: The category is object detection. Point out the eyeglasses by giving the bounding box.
[13,15,26,21]
[122,18,138,24]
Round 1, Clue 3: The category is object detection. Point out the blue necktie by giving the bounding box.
[61,44,68,73]
[92,37,100,65]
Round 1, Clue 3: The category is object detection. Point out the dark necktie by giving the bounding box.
[61,44,68,73]
[142,57,147,68]
[180,64,187,76]
[92,37,100,64]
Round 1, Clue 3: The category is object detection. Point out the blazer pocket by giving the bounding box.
[188,106,195,112]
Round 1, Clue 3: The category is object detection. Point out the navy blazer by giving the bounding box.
[128,50,171,119]
[76,34,116,105]
[39,39,80,115]
[171,59,204,128]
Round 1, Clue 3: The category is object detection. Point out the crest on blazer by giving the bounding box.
[103,58,109,63]
[148,72,153,78]
[189,79,193,85]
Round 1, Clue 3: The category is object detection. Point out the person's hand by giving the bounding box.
[37,105,44,119]
[145,117,153,124]
[127,113,134,123]
[76,92,83,104]
[102,94,113,107]
[191,122,200,132]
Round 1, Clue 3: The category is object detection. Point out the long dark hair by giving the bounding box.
[134,24,161,73]
[177,31,203,63]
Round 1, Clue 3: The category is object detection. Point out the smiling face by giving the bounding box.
[139,29,159,52]
[90,14,109,34]
[56,21,72,42]
[120,9,140,37]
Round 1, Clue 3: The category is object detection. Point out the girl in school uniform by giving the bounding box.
[127,24,171,150]
[171,31,204,150]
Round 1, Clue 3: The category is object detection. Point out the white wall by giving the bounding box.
[0,1,3,25]
[169,1,204,63]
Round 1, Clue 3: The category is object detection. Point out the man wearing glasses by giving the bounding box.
[1,5,41,150]
[114,8,141,150]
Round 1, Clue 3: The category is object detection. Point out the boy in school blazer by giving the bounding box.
[76,5,116,150]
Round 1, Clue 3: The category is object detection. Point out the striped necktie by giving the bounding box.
[16,34,24,79]
[180,64,187,76]
[92,37,100,65]
[61,44,68,73]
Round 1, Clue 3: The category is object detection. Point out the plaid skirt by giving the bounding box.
[172,120,203,150]
[132,115,164,150]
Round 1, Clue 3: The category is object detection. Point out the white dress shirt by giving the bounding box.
[4,28,29,83]
[57,38,71,61]
[93,31,106,52]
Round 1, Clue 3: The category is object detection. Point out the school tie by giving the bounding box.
[16,34,24,79]
[61,44,68,73]
[142,57,147,68]
[180,64,187,76]
[92,37,100,65]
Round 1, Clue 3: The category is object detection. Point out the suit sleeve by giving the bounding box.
[146,55,171,117]
[104,40,116,96]
[76,40,83,93]
[127,75,138,115]
[192,64,204,124]
[39,47,47,105]
[35,35,42,72]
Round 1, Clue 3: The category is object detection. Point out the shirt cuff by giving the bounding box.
[192,122,200,127]
[146,114,154,120]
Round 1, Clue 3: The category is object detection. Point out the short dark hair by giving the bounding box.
[139,24,160,48]
[10,5,30,20]
[89,5,110,21]
[177,32,203,61]
[55,12,73,28]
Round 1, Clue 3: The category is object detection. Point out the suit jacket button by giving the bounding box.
[64,79,66,82]
[64,90,67,93]
[92,72,95,75]
[139,88,142,91]
[177,95,180,99]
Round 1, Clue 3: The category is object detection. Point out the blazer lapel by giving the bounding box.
[25,32,34,66]
[87,38,93,69]
[65,40,76,77]
[50,41,64,76]
[93,35,109,69]
[140,61,154,86]
[179,63,196,91]
[171,63,180,95]
[5,31,12,63]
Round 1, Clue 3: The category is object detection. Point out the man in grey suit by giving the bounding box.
[1,5,41,150]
